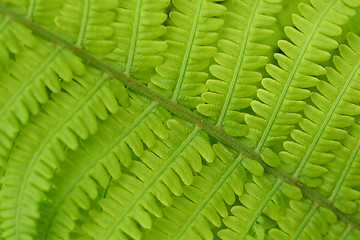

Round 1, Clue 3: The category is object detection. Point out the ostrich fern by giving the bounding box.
[1,0,360,239]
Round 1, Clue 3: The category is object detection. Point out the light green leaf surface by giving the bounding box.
[1,0,360,240]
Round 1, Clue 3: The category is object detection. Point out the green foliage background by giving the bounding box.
[1,0,360,239]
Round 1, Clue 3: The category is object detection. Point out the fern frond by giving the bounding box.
[40,95,168,240]
[335,6,360,44]
[245,0,359,167]
[319,34,360,215]
[267,200,337,240]
[149,0,226,108]
[323,222,353,240]
[346,228,360,240]
[328,119,360,215]
[144,142,300,240]
[0,41,84,185]
[39,91,215,240]
[271,0,305,41]
[0,13,35,67]
[0,0,62,67]
[0,67,128,240]
[104,0,169,83]
[0,0,61,23]
[278,32,360,192]
[145,143,264,240]
[218,175,304,240]
[0,42,83,128]
[2,0,360,239]
[81,120,215,240]
[51,0,118,56]
[0,0,60,67]
[196,0,282,137]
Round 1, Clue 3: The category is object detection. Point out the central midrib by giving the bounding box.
[1,4,360,230]
[102,127,200,240]
[266,38,359,236]
[289,145,360,240]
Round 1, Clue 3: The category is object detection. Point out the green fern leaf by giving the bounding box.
[2,0,360,240]
[150,0,226,108]
[197,0,282,137]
